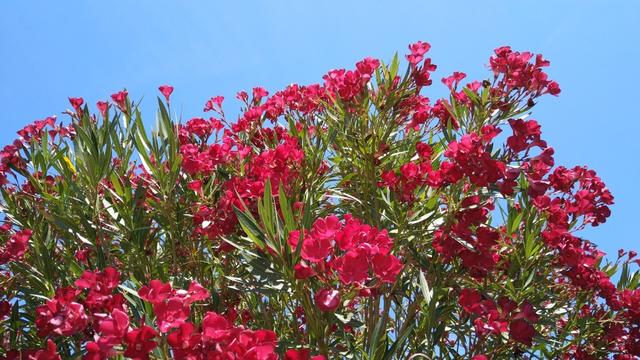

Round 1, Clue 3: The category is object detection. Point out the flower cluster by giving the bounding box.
[432,196,502,278]
[380,126,506,201]
[290,215,403,312]
[489,46,561,97]
[458,288,540,347]
[189,131,304,245]
[28,268,293,359]
[0,228,32,264]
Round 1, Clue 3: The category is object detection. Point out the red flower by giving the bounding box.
[68,97,84,114]
[75,267,120,294]
[168,322,202,359]
[406,41,431,65]
[99,308,130,341]
[159,85,174,103]
[183,281,210,304]
[301,233,332,263]
[507,119,545,152]
[509,318,536,346]
[285,349,327,360]
[442,72,466,90]
[285,349,310,360]
[202,311,231,342]
[253,87,269,102]
[138,279,173,304]
[294,262,316,279]
[458,288,484,315]
[237,90,249,102]
[1,229,32,263]
[154,298,190,333]
[416,142,433,159]
[204,96,224,112]
[35,289,88,337]
[355,57,381,76]
[110,90,128,111]
[372,253,403,283]
[310,215,341,240]
[96,100,109,117]
[84,339,116,360]
[314,288,340,312]
[513,301,539,323]
[0,300,10,319]
[185,117,213,139]
[74,267,121,311]
[33,339,62,360]
[287,229,303,249]
[334,249,369,285]
[124,325,158,360]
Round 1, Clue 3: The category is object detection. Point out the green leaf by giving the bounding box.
[233,206,267,250]
[419,270,433,305]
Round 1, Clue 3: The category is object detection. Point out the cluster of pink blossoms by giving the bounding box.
[289,215,402,312]
[458,289,540,347]
[489,46,561,98]
[432,195,501,279]
[23,267,328,359]
[0,117,74,186]
[0,228,32,265]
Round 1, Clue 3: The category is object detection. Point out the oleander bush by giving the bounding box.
[0,41,638,359]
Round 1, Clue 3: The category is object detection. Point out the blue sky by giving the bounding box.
[1,1,638,258]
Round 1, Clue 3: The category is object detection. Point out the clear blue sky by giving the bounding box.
[1,1,638,258]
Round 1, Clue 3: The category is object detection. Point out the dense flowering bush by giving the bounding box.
[0,41,638,359]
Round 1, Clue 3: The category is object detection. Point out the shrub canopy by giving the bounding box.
[0,41,638,359]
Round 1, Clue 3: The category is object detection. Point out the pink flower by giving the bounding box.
[159,85,174,103]
[334,250,369,285]
[301,233,332,263]
[509,319,537,346]
[294,262,316,279]
[253,87,269,102]
[96,101,109,117]
[202,311,231,342]
[204,96,224,112]
[0,229,32,263]
[314,288,340,312]
[372,253,403,283]
[110,90,128,111]
[124,325,158,360]
[310,215,341,240]
[154,298,190,333]
[138,279,173,304]
[35,291,88,337]
[184,281,210,304]
[99,308,130,341]
[68,97,84,113]
[406,41,431,65]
